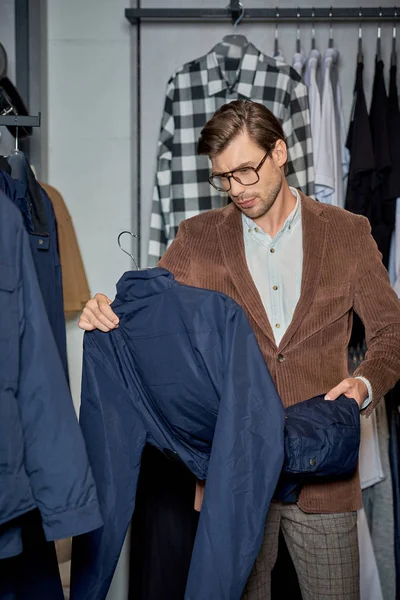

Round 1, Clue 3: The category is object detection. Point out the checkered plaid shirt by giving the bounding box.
[148,42,314,266]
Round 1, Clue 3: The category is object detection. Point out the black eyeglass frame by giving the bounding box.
[208,150,270,191]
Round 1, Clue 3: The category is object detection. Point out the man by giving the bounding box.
[79,100,400,599]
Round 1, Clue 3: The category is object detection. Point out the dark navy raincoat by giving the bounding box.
[0,168,68,377]
[71,268,286,600]
[0,191,102,563]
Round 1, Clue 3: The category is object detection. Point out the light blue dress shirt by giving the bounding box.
[242,187,372,408]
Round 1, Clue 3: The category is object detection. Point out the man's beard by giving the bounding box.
[236,175,283,218]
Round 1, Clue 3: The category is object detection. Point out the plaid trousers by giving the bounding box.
[242,502,360,600]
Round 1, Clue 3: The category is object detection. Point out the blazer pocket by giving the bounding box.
[311,283,353,328]
[313,282,351,301]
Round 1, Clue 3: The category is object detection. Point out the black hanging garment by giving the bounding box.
[345,60,375,220]
[369,58,393,268]
[129,446,199,600]
[345,60,375,352]
[385,61,400,252]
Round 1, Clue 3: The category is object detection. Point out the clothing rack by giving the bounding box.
[125,6,399,24]
[0,113,41,127]
[125,4,396,267]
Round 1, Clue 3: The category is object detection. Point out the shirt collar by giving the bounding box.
[242,187,301,235]
[207,42,262,98]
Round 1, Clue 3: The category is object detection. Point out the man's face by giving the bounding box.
[210,131,285,220]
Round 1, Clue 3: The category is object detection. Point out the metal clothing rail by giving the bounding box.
[125,6,399,25]
[125,3,397,267]
[0,113,41,127]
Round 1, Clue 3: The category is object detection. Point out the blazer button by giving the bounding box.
[277,354,285,363]
[310,458,317,466]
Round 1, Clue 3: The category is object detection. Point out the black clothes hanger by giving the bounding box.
[328,7,334,48]
[392,7,397,66]
[377,8,383,61]
[274,8,280,56]
[358,8,364,64]
[296,8,301,53]
[311,8,316,50]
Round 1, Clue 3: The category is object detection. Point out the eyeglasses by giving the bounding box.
[208,151,270,192]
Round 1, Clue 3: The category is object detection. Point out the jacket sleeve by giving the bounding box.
[353,216,400,413]
[148,76,176,267]
[71,335,147,600]
[17,225,102,541]
[185,303,285,600]
[282,79,315,197]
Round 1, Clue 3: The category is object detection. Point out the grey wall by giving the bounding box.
[138,0,399,263]
[46,1,133,596]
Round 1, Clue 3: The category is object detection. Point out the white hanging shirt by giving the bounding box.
[292,50,306,77]
[331,49,350,206]
[304,49,322,168]
[315,48,338,205]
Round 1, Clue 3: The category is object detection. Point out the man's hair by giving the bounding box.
[197,100,287,164]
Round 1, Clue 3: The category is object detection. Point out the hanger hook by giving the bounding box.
[15,125,18,151]
[390,7,397,57]
[232,1,244,33]
[329,7,334,47]
[274,7,279,54]
[358,7,363,62]
[311,7,316,49]
[275,6,279,35]
[378,7,382,40]
[118,231,139,270]
[296,7,301,52]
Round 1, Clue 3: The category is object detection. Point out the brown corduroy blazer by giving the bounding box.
[159,192,400,514]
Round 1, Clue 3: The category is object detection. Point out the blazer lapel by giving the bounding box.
[278,195,327,351]
[216,204,276,347]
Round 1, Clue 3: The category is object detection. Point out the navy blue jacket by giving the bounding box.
[276,395,360,502]
[0,169,68,377]
[283,395,360,478]
[0,191,102,559]
[71,268,286,600]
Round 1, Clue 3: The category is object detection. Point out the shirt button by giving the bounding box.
[273,285,278,291]
[248,228,251,233]
[270,248,275,254]
[277,354,285,363]
[254,227,259,232]
[275,323,280,329]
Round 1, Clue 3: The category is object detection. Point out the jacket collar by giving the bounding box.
[115,268,175,302]
[216,193,327,351]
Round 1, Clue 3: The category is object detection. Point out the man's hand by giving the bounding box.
[78,294,119,333]
[324,378,368,407]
